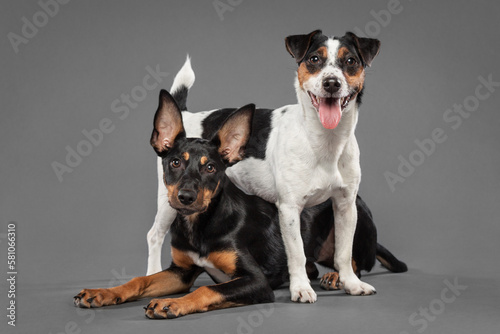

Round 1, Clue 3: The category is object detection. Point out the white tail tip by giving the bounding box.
[170,55,195,94]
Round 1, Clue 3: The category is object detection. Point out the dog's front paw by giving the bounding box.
[320,272,343,291]
[144,298,194,319]
[342,277,376,296]
[289,282,317,303]
[73,289,121,308]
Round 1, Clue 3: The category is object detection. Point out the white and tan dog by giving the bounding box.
[147,30,381,303]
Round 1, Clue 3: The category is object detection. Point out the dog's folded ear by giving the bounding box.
[285,29,323,63]
[150,89,186,156]
[212,104,255,164]
[345,32,381,67]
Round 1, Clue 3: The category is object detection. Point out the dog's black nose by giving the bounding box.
[323,78,341,94]
[178,189,197,205]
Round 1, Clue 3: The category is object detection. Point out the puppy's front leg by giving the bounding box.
[145,275,274,319]
[278,203,317,303]
[74,266,200,308]
[333,198,376,295]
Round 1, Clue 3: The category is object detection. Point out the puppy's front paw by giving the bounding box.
[144,298,194,319]
[320,272,343,291]
[342,277,376,296]
[73,289,121,308]
[289,282,317,303]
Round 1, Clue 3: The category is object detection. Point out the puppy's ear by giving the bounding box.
[285,29,322,63]
[150,89,186,156]
[345,32,381,67]
[213,104,254,164]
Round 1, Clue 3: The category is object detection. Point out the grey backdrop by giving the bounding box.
[1,0,499,333]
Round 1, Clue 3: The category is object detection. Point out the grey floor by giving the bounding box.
[9,267,499,334]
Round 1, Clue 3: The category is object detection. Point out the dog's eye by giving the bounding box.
[309,55,320,64]
[170,159,181,168]
[346,57,357,66]
[206,163,216,173]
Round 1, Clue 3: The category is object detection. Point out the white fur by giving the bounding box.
[170,55,195,95]
[147,47,376,299]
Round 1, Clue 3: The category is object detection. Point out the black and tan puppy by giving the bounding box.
[73,90,406,319]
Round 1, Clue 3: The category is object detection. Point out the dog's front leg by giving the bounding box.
[333,197,376,295]
[74,266,200,308]
[278,203,317,303]
[145,275,274,319]
[147,157,178,275]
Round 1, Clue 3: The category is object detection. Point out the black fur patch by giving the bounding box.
[172,86,189,111]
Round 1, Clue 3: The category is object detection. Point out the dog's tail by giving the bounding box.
[376,243,408,273]
[170,55,195,111]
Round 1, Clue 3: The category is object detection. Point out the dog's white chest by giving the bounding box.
[186,251,231,283]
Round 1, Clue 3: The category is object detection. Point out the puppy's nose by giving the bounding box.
[323,77,341,94]
[178,189,197,205]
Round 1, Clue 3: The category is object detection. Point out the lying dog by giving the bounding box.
[147,30,392,302]
[74,90,406,318]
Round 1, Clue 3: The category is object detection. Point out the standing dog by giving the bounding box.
[147,30,388,302]
[74,90,406,318]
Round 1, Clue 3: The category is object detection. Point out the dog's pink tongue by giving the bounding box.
[319,98,342,129]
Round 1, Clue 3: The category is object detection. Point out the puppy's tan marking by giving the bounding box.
[207,250,238,275]
[171,247,195,269]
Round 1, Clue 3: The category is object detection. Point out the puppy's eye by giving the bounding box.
[206,163,216,173]
[170,159,181,168]
[346,57,357,66]
[309,55,320,64]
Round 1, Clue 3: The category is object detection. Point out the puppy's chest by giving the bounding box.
[174,247,238,284]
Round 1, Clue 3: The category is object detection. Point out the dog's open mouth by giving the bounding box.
[308,92,353,129]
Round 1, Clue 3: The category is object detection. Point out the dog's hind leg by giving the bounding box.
[147,157,178,275]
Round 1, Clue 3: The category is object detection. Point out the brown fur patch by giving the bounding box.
[207,250,238,275]
[171,247,194,269]
[200,156,208,165]
[352,259,358,274]
[337,46,350,59]
[338,46,365,92]
[345,69,365,92]
[319,272,342,291]
[166,184,180,208]
[297,46,327,89]
[182,152,190,161]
